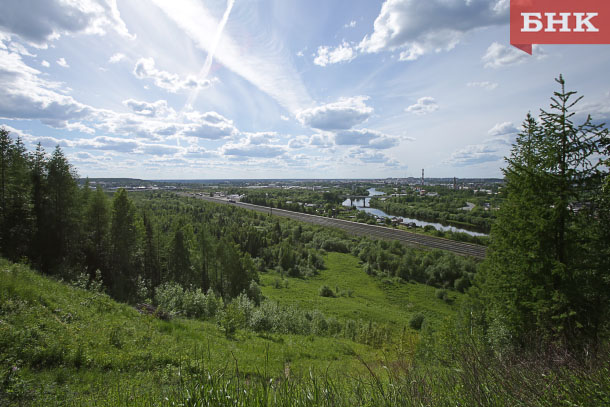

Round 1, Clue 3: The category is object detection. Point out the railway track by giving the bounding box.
[181,194,487,259]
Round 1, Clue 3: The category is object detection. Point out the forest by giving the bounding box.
[1,77,609,405]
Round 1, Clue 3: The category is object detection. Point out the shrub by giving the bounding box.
[154,282,184,314]
[217,302,245,337]
[435,289,448,301]
[318,285,335,298]
[247,281,264,306]
[203,288,223,317]
[454,276,471,293]
[182,288,207,318]
[409,313,425,330]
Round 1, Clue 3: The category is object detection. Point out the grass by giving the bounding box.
[0,258,389,405]
[2,256,607,406]
[260,252,460,331]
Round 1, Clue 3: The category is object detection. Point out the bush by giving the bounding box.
[318,285,335,298]
[454,276,471,293]
[154,282,184,314]
[182,288,207,318]
[247,281,264,306]
[217,302,245,337]
[409,313,425,330]
[435,289,448,301]
[203,288,223,317]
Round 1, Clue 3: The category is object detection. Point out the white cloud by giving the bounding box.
[287,136,309,149]
[314,42,355,67]
[0,0,133,46]
[335,128,402,150]
[280,115,290,121]
[483,42,545,69]
[297,96,373,130]
[359,0,508,61]
[406,97,438,115]
[56,57,69,68]
[345,21,357,28]
[467,81,498,91]
[347,148,401,166]
[488,121,518,137]
[133,57,216,93]
[150,0,312,112]
[41,60,50,68]
[0,49,91,125]
[447,121,519,167]
[309,133,334,148]
[222,133,287,158]
[447,144,502,166]
[182,121,236,140]
[109,52,125,63]
[122,99,174,118]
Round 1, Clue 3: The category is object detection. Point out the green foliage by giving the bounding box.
[318,285,335,298]
[476,76,610,350]
[409,313,425,330]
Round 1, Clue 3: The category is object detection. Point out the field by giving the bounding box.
[260,252,459,330]
[0,252,452,405]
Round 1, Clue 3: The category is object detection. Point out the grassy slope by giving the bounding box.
[0,258,388,405]
[0,253,461,405]
[260,252,460,330]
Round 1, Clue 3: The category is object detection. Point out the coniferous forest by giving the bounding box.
[1,78,609,405]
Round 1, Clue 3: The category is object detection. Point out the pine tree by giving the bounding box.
[110,188,139,299]
[478,76,609,350]
[84,186,110,278]
[44,146,80,273]
[4,137,33,260]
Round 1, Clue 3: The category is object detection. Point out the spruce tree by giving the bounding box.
[479,76,609,350]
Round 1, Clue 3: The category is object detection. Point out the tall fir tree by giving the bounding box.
[478,76,609,350]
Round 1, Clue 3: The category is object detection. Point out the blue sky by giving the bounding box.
[1,0,609,179]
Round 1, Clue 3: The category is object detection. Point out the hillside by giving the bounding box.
[0,255,435,405]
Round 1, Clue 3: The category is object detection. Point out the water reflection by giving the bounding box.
[342,188,488,237]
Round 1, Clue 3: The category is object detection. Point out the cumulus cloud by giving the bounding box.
[483,42,545,68]
[109,52,125,63]
[467,81,498,91]
[347,148,401,166]
[0,49,92,125]
[41,60,50,68]
[56,57,69,68]
[447,144,502,166]
[314,41,355,67]
[182,121,236,140]
[488,122,518,137]
[133,57,216,93]
[335,128,402,150]
[0,0,133,46]
[309,133,334,148]
[345,21,357,29]
[122,99,174,118]
[359,0,508,60]
[297,96,373,130]
[287,136,309,149]
[447,121,519,167]
[222,133,287,158]
[406,97,438,115]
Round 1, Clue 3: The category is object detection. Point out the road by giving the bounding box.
[181,193,487,259]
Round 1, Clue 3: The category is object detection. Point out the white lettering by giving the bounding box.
[545,13,572,32]
[573,13,599,32]
[521,13,543,32]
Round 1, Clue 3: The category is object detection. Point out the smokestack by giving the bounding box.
[421,169,424,186]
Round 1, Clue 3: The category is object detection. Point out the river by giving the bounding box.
[342,188,488,237]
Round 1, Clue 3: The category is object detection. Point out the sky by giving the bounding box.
[1,0,609,179]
